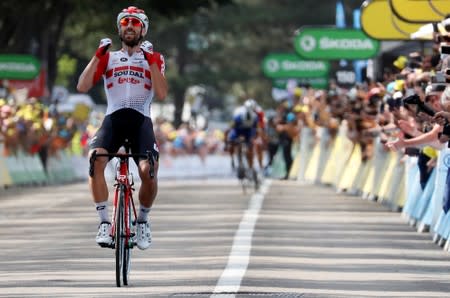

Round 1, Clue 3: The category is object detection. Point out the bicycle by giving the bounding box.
[234,136,260,194]
[89,139,155,287]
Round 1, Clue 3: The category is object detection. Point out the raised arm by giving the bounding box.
[77,38,111,93]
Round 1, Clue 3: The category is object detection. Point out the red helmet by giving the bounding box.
[117,6,149,36]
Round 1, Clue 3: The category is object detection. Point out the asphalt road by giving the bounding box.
[0,179,449,298]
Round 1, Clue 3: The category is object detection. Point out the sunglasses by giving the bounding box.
[119,17,142,27]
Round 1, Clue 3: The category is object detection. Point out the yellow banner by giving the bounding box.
[362,0,424,40]
[390,0,450,23]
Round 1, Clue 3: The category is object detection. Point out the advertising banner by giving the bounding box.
[0,55,41,80]
[294,28,379,60]
[262,53,330,78]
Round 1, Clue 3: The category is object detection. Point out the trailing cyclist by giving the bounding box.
[77,6,167,250]
[226,99,259,181]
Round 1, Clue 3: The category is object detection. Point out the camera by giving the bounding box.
[431,71,446,83]
[441,45,450,54]
[438,124,450,145]
[443,124,450,136]
[402,94,436,116]
[438,34,450,43]
[404,147,420,156]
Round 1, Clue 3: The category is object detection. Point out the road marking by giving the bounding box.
[212,179,272,296]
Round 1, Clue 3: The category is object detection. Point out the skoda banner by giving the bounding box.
[294,28,379,60]
[0,55,41,80]
[262,53,330,78]
[273,77,328,89]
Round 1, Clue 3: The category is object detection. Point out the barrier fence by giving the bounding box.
[271,120,450,252]
[3,122,450,251]
[0,144,233,189]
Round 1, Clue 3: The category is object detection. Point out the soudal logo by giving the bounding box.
[114,70,144,78]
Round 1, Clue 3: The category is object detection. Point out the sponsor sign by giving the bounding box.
[273,77,328,89]
[1,68,48,98]
[391,0,450,23]
[0,55,41,80]
[294,28,379,60]
[262,53,329,79]
[361,0,423,40]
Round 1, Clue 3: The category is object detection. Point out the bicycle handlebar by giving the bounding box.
[89,150,156,179]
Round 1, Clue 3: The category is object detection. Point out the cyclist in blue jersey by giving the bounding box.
[227,99,259,177]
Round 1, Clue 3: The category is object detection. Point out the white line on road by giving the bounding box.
[212,179,272,296]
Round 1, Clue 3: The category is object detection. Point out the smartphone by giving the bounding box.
[432,71,446,83]
[441,45,450,54]
[438,35,450,43]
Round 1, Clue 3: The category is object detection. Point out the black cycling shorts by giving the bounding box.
[89,108,159,163]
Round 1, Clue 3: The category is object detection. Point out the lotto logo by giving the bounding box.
[118,77,141,84]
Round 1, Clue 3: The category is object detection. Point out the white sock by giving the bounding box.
[137,206,151,223]
[95,201,109,223]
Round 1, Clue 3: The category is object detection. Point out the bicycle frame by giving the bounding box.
[234,137,260,193]
[110,156,136,249]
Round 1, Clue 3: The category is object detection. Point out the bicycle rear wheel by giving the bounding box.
[237,166,247,194]
[115,186,125,287]
[253,169,260,191]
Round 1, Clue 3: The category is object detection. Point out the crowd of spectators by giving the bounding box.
[256,17,450,182]
[0,84,226,171]
[2,16,450,182]
[0,90,89,170]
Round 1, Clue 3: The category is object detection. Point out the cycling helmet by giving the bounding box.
[244,98,256,110]
[117,6,149,36]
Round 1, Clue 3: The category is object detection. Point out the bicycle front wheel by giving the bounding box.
[115,186,125,287]
[122,187,132,285]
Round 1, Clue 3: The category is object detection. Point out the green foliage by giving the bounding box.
[1,0,365,116]
[55,54,77,87]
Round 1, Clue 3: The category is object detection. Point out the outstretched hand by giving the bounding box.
[385,134,405,152]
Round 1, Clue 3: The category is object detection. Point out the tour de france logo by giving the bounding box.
[300,35,316,52]
[443,153,450,168]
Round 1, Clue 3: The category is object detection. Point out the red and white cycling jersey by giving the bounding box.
[93,49,165,117]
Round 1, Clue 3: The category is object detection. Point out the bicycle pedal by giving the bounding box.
[98,242,115,249]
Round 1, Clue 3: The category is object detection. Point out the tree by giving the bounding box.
[0,0,233,105]
[1,0,364,124]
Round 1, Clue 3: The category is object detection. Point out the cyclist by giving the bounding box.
[227,99,258,179]
[77,6,167,250]
[247,99,267,173]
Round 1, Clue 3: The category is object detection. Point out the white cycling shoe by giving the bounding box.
[96,222,113,247]
[136,221,152,250]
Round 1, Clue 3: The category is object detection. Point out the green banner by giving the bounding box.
[0,55,41,80]
[273,78,329,89]
[294,28,379,60]
[262,53,330,78]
